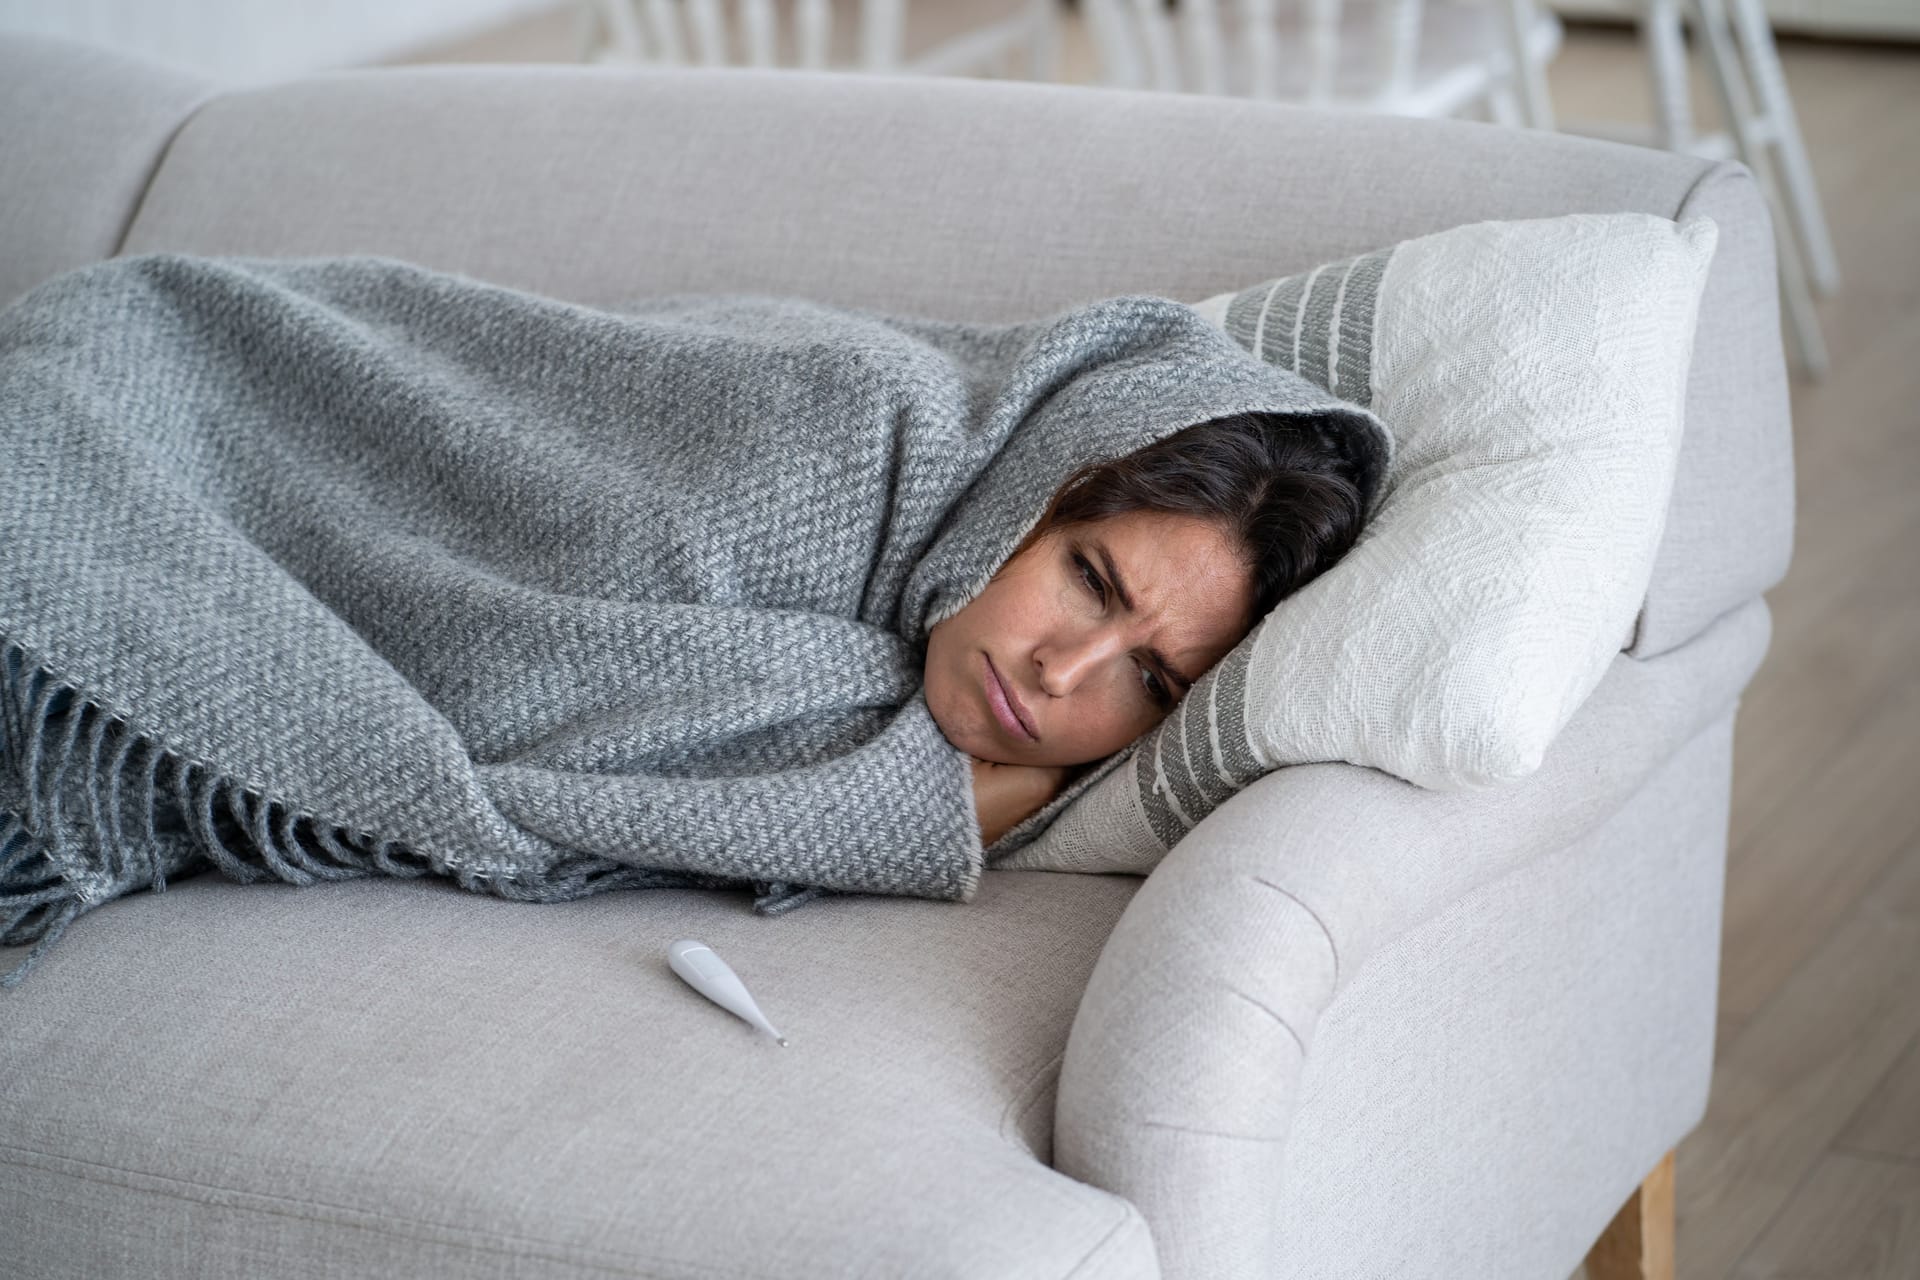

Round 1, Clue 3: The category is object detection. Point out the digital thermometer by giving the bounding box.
[667,939,789,1046]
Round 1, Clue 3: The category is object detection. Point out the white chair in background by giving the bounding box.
[1078,0,1832,379]
[1078,0,1564,126]
[1548,0,1837,378]
[582,0,1059,78]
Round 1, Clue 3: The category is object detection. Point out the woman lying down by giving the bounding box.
[0,253,1386,987]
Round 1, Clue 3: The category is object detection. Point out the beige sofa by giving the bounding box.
[0,30,1793,1280]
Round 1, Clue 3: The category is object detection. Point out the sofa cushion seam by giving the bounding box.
[1672,153,1750,224]
[1248,874,1341,987]
[1000,1048,1066,1148]
[109,88,219,258]
[1061,1200,1149,1280]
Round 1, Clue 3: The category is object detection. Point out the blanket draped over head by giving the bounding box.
[0,253,1384,988]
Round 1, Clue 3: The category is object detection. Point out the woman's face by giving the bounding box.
[924,510,1257,767]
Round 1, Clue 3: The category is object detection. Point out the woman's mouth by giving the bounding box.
[984,654,1038,742]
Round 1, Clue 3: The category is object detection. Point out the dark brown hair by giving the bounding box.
[1010,410,1384,629]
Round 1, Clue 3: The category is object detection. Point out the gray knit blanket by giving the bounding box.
[0,253,1377,988]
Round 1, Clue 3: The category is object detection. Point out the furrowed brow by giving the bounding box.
[1095,539,1198,690]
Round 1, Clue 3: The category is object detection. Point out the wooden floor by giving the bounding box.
[1551,28,1920,1280]
[415,11,1920,1277]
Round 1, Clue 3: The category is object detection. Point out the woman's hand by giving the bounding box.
[970,756,1074,847]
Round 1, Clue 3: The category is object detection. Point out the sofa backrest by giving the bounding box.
[0,35,1794,661]
[0,33,209,309]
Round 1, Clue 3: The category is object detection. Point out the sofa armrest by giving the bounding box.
[1053,593,1772,1270]
[0,33,212,311]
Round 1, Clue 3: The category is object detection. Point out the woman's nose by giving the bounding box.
[1036,629,1123,696]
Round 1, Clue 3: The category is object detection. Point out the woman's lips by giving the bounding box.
[984,654,1038,742]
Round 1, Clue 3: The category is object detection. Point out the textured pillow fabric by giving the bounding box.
[988,211,1720,875]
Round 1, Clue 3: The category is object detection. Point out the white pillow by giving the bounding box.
[992,211,1719,874]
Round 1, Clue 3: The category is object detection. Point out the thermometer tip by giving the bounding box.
[777,1037,790,1047]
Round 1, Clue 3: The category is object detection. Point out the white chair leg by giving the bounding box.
[1086,0,1143,89]
[572,0,603,61]
[1774,228,1831,380]
[1497,0,1555,129]
[1025,0,1061,81]
[685,0,729,65]
[1693,0,1829,379]
[1728,0,1841,297]
[1241,0,1279,100]
[641,0,687,63]
[742,0,779,67]
[596,0,648,60]
[861,0,903,72]
[1184,0,1230,96]
[1643,0,1693,150]
[1486,76,1525,127]
[1131,0,1184,93]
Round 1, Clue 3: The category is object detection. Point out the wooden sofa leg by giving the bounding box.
[1584,1150,1676,1280]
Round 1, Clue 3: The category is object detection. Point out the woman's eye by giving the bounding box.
[1075,552,1171,708]
[1073,554,1106,604]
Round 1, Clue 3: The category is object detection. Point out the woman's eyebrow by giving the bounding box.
[1094,539,1197,689]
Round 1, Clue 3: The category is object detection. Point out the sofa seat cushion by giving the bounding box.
[0,869,1155,1279]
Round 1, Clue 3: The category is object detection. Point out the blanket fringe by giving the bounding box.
[0,632,436,991]
[752,882,835,915]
